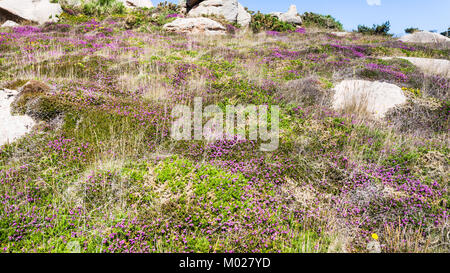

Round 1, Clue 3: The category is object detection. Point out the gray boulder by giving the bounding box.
[179,0,203,13]
[399,31,450,45]
[333,80,407,119]
[163,17,226,35]
[187,0,251,26]
[271,4,302,25]
[236,3,251,26]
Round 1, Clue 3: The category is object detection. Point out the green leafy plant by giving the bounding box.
[301,12,343,31]
[249,11,296,33]
[357,21,393,36]
[405,27,420,34]
[82,0,125,16]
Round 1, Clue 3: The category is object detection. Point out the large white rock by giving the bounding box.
[236,3,251,26]
[0,0,62,25]
[163,17,226,35]
[187,0,251,26]
[0,89,35,147]
[1,20,18,27]
[270,4,302,25]
[118,0,153,9]
[399,31,450,44]
[333,80,407,119]
[331,31,351,37]
[385,57,450,78]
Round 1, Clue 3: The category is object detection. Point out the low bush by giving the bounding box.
[301,12,344,31]
[81,0,125,16]
[405,27,420,34]
[357,21,393,36]
[249,11,296,33]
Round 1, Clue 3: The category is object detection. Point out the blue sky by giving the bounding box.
[157,0,450,35]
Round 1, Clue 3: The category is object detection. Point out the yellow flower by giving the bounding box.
[371,233,379,241]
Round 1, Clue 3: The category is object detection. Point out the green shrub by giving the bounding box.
[441,28,450,37]
[249,11,296,33]
[156,1,180,14]
[357,21,393,36]
[301,12,343,31]
[405,27,420,34]
[82,0,125,16]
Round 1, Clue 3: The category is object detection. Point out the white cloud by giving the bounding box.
[367,0,381,6]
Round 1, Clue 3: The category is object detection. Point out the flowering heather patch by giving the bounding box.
[329,43,367,58]
[166,13,182,18]
[12,26,42,34]
[295,28,306,34]
[364,63,409,82]
[0,10,448,254]
[271,48,302,60]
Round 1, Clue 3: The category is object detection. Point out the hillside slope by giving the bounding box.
[0,3,448,253]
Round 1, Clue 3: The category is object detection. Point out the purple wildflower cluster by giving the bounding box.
[365,63,408,82]
[330,43,367,58]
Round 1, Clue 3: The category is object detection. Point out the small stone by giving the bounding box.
[367,241,381,253]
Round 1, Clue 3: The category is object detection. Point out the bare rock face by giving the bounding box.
[188,0,237,22]
[384,57,450,78]
[331,31,351,37]
[0,0,62,25]
[182,0,251,26]
[270,4,302,25]
[179,0,204,13]
[1,19,18,27]
[400,57,450,78]
[333,80,407,119]
[236,2,251,26]
[400,31,450,45]
[0,89,35,146]
[118,0,153,9]
[163,17,226,35]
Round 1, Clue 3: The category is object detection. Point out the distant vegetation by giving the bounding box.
[405,27,420,34]
[301,12,344,31]
[249,11,296,33]
[357,21,393,36]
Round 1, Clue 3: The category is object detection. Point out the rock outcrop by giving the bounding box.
[384,57,450,78]
[1,20,18,27]
[400,57,450,78]
[399,31,450,45]
[331,31,351,37]
[270,5,302,25]
[163,17,226,35]
[180,0,251,26]
[0,89,35,146]
[179,0,203,13]
[333,80,406,119]
[118,0,153,9]
[236,3,251,27]
[0,0,62,25]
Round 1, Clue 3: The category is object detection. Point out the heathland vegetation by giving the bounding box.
[0,0,448,253]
